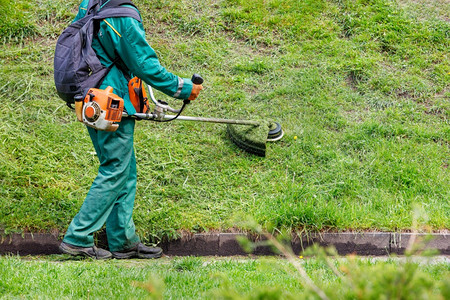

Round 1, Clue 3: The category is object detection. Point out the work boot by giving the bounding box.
[59,242,112,260]
[111,243,163,259]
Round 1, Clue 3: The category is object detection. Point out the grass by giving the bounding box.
[0,0,36,43]
[0,255,448,299]
[0,0,448,241]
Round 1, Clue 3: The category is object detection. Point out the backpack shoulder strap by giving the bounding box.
[94,0,142,23]
[86,0,100,15]
[102,0,137,10]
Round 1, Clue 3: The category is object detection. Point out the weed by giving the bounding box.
[172,256,203,272]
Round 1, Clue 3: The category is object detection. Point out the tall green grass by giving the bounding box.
[0,0,448,240]
[0,0,36,43]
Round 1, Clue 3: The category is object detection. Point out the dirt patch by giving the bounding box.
[345,75,359,92]
[397,0,450,23]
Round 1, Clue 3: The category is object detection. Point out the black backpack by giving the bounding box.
[54,0,141,108]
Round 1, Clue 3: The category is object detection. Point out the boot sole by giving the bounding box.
[112,250,163,259]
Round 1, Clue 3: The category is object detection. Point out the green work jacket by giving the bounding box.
[74,0,193,115]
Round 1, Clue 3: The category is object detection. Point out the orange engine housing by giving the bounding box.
[82,86,124,131]
[128,77,149,113]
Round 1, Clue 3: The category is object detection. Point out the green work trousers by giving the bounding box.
[63,118,140,251]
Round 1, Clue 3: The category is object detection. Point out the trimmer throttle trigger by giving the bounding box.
[184,74,204,105]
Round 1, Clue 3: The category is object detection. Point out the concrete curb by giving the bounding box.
[0,232,448,256]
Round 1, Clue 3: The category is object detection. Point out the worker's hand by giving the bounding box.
[188,84,203,100]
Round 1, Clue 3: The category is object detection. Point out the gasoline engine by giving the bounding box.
[80,86,124,132]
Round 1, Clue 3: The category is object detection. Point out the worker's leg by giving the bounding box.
[62,118,139,248]
[105,146,141,252]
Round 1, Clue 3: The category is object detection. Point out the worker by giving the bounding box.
[59,0,203,259]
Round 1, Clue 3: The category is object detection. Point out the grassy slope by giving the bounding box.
[0,0,448,241]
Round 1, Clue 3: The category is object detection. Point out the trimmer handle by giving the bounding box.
[184,74,204,104]
[191,73,204,85]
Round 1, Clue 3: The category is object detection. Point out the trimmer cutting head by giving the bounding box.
[121,79,284,157]
[227,121,283,157]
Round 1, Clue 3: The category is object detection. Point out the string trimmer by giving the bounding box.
[82,75,284,156]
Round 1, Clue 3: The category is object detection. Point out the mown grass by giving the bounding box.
[0,255,448,299]
[0,0,448,241]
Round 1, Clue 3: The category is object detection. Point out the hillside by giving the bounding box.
[0,0,448,242]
